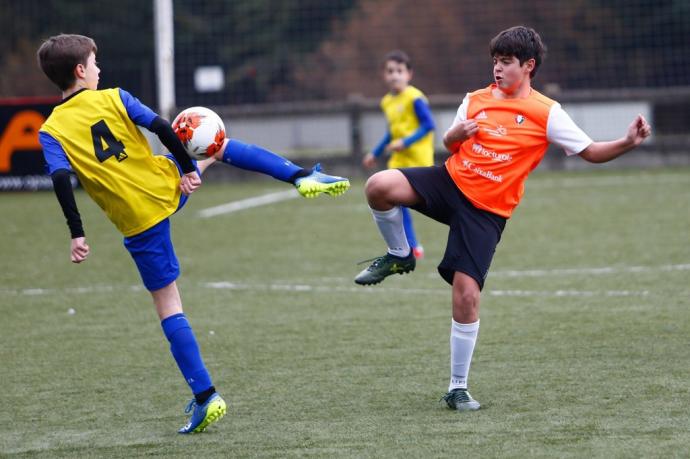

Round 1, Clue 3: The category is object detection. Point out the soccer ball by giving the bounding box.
[172,106,226,160]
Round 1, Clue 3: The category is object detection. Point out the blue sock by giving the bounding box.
[222,139,304,182]
[401,206,419,249]
[161,313,213,396]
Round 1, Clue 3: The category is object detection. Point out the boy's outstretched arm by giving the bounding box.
[51,168,90,263]
[578,115,652,163]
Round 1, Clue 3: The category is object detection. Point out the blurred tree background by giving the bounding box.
[2,0,688,108]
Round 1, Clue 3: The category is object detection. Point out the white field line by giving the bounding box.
[3,263,686,298]
[4,283,651,297]
[489,263,690,278]
[198,189,299,218]
[5,285,145,296]
[203,281,650,297]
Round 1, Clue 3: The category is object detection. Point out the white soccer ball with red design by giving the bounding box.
[172,106,226,160]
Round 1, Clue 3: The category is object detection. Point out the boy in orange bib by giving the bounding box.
[355,26,651,411]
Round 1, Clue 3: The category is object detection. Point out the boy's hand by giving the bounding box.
[444,119,478,152]
[362,153,377,169]
[452,120,479,140]
[180,171,201,195]
[384,139,405,153]
[70,237,90,263]
[626,114,652,146]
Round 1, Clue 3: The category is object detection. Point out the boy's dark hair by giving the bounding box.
[489,26,546,78]
[37,34,97,91]
[383,50,412,70]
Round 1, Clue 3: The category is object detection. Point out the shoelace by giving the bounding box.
[356,255,386,267]
[357,253,413,270]
[297,163,323,184]
[441,389,469,403]
[184,399,197,414]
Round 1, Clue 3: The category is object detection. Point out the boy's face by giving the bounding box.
[78,52,100,90]
[492,55,534,95]
[383,60,412,94]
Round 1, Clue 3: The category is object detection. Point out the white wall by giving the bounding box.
[147,101,652,160]
[561,101,652,142]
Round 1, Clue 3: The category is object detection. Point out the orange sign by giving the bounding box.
[0,98,58,190]
[0,110,45,173]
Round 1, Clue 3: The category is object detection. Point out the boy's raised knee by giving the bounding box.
[364,172,393,208]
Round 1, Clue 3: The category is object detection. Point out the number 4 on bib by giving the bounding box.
[91,119,128,162]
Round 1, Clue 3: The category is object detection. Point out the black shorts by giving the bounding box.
[399,166,507,289]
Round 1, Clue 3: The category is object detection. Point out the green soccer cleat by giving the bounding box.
[294,163,350,198]
[441,388,481,411]
[354,252,416,285]
[178,393,227,434]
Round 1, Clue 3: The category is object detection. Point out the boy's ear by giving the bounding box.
[75,63,86,79]
[523,58,536,74]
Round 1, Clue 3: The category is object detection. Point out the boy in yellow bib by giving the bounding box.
[38,34,349,434]
[362,51,435,259]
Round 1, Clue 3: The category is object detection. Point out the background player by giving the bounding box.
[37,34,349,433]
[362,50,435,259]
[355,26,651,411]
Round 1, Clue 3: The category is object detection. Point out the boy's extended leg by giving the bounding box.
[154,283,227,433]
[355,170,419,285]
[217,139,349,197]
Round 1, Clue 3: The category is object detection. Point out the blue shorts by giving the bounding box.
[399,166,507,289]
[122,155,199,291]
[124,218,179,291]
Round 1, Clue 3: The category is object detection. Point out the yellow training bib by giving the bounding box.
[380,85,434,168]
[41,88,181,237]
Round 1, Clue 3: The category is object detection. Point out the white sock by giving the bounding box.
[371,206,410,257]
[449,319,479,391]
